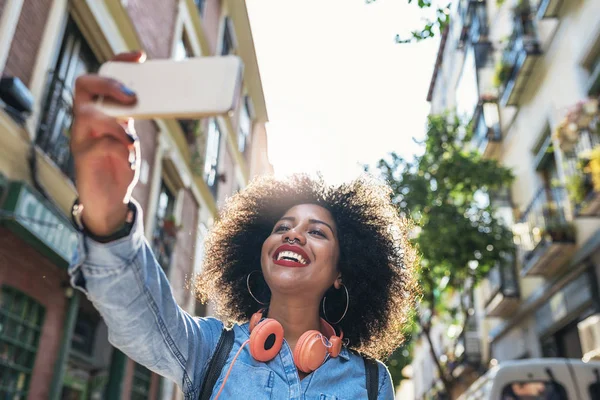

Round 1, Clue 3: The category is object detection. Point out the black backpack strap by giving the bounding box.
[364,357,379,400]
[198,328,235,400]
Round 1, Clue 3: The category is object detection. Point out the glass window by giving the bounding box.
[238,96,252,154]
[70,311,97,355]
[204,119,221,197]
[0,286,45,399]
[501,380,568,399]
[36,18,99,182]
[194,0,206,16]
[174,29,194,60]
[221,17,235,56]
[130,363,152,400]
[455,46,479,123]
[152,183,177,273]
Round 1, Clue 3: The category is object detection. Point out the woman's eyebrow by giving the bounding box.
[277,216,336,235]
[309,219,335,235]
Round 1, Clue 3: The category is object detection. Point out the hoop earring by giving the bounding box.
[322,284,349,325]
[246,270,270,306]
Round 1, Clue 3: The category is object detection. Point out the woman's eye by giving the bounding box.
[309,229,326,237]
[274,225,290,233]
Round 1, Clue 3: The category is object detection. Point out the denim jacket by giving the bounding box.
[68,202,395,400]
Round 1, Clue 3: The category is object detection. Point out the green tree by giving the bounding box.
[376,114,514,396]
[366,0,451,43]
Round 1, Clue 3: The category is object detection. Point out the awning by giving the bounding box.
[0,179,78,268]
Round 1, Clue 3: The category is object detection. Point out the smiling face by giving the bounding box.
[261,204,341,298]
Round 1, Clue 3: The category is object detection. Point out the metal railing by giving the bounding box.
[498,10,541,90]
[513,186,571,258]
[486,254,519,305]
[35,71,75,181]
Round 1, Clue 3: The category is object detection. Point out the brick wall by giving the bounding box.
[170,189,199,307]
[131,120,159,214]
[202,0,223,54]
[0,228,68,400]
[3,0,53,86]
[125,0,178,59]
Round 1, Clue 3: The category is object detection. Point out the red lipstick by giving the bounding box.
[273,244,310,268]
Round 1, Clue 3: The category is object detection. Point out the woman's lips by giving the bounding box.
[273,244,310,268]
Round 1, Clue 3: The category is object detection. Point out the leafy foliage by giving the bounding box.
[366,0,451,43]
[375,114,515,391]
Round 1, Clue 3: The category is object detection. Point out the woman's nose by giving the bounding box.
[283,229,306,245]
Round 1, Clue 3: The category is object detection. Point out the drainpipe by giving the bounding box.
[49,287,80,400]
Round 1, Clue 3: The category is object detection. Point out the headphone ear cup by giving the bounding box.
[328,336,342,358]
[249,319,284,363]
[293,330,328,373]
[249,312,263,332]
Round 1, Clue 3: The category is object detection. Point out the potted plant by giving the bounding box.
[542,220,576,242]
[493,61,512,88]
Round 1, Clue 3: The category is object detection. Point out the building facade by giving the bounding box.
[0,0,272,399]
[412,0,600,397]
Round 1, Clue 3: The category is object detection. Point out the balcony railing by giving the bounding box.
[561,114,600,216]
[36,71,75,181]
[484,255,520,318]
[470,101,501,157]
[513,186,576,277]
[458,0,488,47]
[533,0,563,19]
[497,9,542,107]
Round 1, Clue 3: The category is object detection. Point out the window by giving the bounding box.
[194,0,206,16]
[221,17,235,56]
[238,96,252,154]
[130,363,152,400]
[174,29,194,61]
[152,183,177,273]
[204,119,221,197]
[71,311,97,356]
[501,380,568,399]
[582,33,600,96]
[0,286,45,399]
[36,18,99,182]
[455,46,479,123]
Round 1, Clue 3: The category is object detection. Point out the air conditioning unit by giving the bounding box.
[578,314,600,362]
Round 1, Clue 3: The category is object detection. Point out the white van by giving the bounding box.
[457,358,600,399]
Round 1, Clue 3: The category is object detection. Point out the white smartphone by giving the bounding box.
[96,56,244,119]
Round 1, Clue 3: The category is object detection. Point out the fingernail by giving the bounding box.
[121,85,136,97]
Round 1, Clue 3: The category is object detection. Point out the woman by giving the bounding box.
[68,51,418,399]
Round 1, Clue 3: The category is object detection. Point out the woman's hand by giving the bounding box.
[70,50,145,237]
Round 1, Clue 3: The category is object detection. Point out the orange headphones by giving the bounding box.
[248,309,343,373]
[213,309,344,399]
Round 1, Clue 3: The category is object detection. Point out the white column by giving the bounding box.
[0,0,25,74]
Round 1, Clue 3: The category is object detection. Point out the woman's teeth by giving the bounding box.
[277,251,307,265]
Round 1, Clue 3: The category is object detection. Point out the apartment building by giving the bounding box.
[411,0,600,397]
[0,0,271,398]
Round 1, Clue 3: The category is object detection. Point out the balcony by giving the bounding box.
[470,100,501,157]
[485,257,520,318]
[533,0,563,19]
[451,318,482,378]
[497,9,542,107]
[556,99,600,216]
[36,71,75,181]
[458,0,488,48]
[513,187,576,277]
